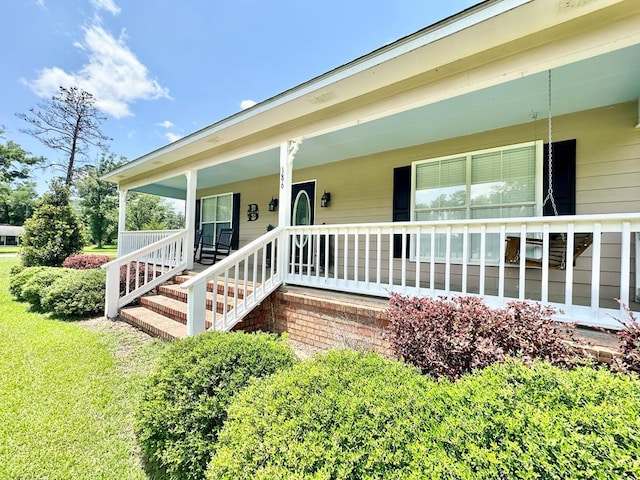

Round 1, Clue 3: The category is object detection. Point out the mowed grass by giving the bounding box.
[83,244,118,256]
[0,257,167,479]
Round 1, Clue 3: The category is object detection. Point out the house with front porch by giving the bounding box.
[102,0,640,343]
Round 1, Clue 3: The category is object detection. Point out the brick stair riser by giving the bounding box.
[140,297,187,324]
[119,310,181,341]
[173,276,250,299]
[157,286,238,314]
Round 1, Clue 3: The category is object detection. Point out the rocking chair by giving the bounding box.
[196,228,233,265]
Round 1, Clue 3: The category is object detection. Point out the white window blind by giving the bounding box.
[412,141,541,262]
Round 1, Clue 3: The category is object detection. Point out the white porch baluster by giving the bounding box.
[620,222,631,314]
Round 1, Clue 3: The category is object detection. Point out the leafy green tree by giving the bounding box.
[76,153,124,248]
[0,128,42,183]
[21,180,85,266]
[0,182,38,225]
[126,193,185,231]
[17,86,110,186]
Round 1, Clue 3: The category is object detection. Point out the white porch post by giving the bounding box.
[117,188,128,257]
[277,140,300,228]
[185,169,198,270]
[278,140,300,278]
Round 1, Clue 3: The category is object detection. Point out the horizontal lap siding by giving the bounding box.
[198,102,639,311]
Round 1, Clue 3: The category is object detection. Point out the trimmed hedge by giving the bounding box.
[8,266,47,300]
[386,293,578,380]
[62,254,111,270]
[207,350,434,479]
[136,331,297,480]
[41,268,106,318]
[21,267,73,310]
[207,353,640,479]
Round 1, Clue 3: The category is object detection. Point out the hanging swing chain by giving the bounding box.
[543,70,559,217]
[541,69,567,269]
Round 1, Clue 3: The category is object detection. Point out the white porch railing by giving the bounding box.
[103,229,189,318]
[284,213,640,330]
[180,228,283,334]
[118,229,180,256]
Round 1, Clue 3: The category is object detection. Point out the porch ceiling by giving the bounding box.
[133,44,640,200]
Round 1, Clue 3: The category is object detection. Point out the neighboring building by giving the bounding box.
[102,0,640,336]
[0,225,24,246]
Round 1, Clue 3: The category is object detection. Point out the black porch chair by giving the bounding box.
[196,228,233,265]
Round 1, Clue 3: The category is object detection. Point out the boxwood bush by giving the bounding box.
[40,268,106,318]
[207,350,435,479]
[136,331,297,480]
[8,266,47,300]
[21,267,73,310]
[207,354,640,479]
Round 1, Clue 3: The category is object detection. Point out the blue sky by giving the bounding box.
[1,0,479,192]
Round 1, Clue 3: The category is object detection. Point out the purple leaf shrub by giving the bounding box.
[386,293,578,380]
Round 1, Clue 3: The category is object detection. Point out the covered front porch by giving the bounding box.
[101,0,640,336]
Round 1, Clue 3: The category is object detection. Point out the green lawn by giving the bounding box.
[0,257,167,479]
[0,245,118,256]
[83,244,118,256]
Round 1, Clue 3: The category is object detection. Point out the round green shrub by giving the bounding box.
[21,181,84,267]
[136,331,297,480]
[9,266,47,300]
[207,350,434,480]
[40,268,106,318]
[208,356,640,479]
[21,267,73,310]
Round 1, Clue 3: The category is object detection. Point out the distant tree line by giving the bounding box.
[2,85,184,263]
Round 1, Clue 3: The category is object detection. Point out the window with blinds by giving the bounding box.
[412,141,542,262]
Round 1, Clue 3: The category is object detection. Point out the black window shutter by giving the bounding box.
[194,199,201,232]
[543,139,576,216]
[232,193,240,249]
[392,166,411,258]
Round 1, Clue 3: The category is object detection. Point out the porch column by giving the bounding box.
[185,169,198,270]
[277,140,301,228]
[117,188,128,257]
[278,140,301,278]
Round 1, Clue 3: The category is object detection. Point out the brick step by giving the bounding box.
[158,284,239,312]
[140,294,220,327]
[174,274,257,299]
[119,306,187,340]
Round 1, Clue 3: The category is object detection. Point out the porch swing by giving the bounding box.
[504,70,593,270]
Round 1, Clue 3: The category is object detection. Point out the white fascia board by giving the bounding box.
[102,0,531,183]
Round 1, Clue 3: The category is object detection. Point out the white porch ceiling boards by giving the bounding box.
[132,43,640,199]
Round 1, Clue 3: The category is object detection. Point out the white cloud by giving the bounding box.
[240,99,257,110]
[24,24,170,119]
[35,0,46,8]
[90,0,121,15]
[165,132,182,143]
[158,120,174,128]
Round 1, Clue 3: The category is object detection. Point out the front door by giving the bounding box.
[291,181,315,267]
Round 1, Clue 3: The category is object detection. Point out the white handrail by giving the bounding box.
[181,228,282,334]
[284,214,640,330]
[103,229,189,318]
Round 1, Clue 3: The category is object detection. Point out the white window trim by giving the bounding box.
[200,192,234,240]
[409,140,543,263]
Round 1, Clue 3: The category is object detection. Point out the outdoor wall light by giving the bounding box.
[268,197,279,212]
[320,191,331,208]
